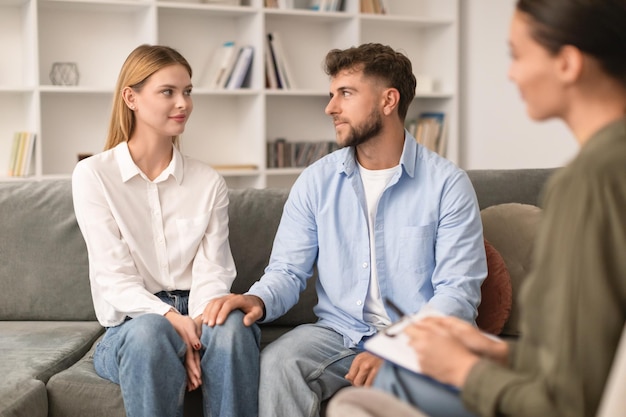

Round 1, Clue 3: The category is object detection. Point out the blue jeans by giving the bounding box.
[373,362,478,417]
[259,323,360,417]
[94,291,260,417]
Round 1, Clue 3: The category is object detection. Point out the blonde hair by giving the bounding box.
[104,44,192,150]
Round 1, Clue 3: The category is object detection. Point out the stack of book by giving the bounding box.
[406,112,447,157]
[265,32,296,90]
[265,0,345,10]
[360,0,389,14]
[267,139,339,168]
[200,42,254,90]
[7,131,37,177]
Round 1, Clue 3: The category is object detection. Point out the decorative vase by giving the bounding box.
[50,62,79,86]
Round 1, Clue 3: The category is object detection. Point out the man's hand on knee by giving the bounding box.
[202,294,265,327]
[345,352,384,387]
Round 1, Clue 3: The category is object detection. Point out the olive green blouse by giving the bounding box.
[463,117,626,417]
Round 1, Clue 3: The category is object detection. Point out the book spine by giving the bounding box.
[264,35,279,89]
[14,132,27,177]
[7,132,20,176]
[212,41,238,89]
[22,132,37,176]
[226,46,254,89]
[268,32,295,90]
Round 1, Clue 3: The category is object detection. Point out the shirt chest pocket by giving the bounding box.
[176,213,211,263]
[397,224,436,275]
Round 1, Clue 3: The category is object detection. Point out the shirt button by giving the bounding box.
[356,300,363,306]
[362,262,368,269]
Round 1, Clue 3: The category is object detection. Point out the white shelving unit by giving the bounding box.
[0,0,459,188]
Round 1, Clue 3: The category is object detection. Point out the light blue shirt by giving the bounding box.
[247,133,487,347]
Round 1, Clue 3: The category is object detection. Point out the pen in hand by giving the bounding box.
[385,297,407,318]
[384,298,412,337]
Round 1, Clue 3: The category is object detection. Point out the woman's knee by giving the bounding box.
[122,314,183,356]
[201,309,260,346]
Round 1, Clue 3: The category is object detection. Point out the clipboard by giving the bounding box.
[364,305,444,374]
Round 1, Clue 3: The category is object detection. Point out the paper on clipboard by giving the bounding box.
[364,305,444,374]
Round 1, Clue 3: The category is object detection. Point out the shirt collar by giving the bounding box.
[338,130,417,178]
[115,141,184,184]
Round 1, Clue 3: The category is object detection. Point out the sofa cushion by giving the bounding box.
[0,180,94,321]
[480,203,542,337]
[46,339,126,417]
[0,321,103,383]
[476,239,512,335]
[0,378,48,417]
[47,335,203,417]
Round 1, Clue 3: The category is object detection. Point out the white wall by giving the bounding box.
[459,0,577,169]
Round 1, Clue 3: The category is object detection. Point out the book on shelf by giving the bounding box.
[264,35,279,89]
[211,164,258,171]
[264,0,293,8]
[205,0,241,4]
[407,112,447,157]
[267,139,339,168]
[265,0,344,11]
[225,45,254,89]
[200,41,239,89]
[360,0,386,14]
[310,0,345,11]
[7,131,36,177]
[267,32,296,90]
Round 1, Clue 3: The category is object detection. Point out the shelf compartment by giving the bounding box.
[265,14,358,91]
[38,0,151,12]
[181,93,264,169]
[40,91,112,175]
[360,20,458,95]
[364,0,458,20]
[264,7,352,23]
[266,95,334,144]
[38,1,154,89]
[158,7,263,90]
[157,1,255,14]
[0,92,37,177]
[0,0,36,88]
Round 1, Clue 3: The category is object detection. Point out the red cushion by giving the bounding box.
[476,239,513,335]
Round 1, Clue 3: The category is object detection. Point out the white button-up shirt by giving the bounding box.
[72,142,235,327]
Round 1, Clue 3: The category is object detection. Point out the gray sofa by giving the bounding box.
[0,168,554,417]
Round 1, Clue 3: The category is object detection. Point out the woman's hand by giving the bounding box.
[404,316,508,388]
[430,316,509,364]
[165,309,203,391]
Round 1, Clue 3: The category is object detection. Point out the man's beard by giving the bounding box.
[338,108,383,148]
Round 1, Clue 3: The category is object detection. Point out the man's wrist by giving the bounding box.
[249,295,266,321]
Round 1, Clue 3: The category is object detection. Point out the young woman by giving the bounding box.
[328,0,626,416]
[72,44,260,417]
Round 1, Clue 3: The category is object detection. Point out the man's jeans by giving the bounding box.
[259,323,360,417]
[372,361,478,417]
[93,291,260,417]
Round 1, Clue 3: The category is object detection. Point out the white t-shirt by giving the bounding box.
[358,162,398,329]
